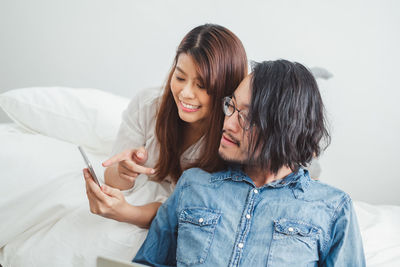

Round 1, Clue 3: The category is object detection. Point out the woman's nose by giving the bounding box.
[180,82,195,99]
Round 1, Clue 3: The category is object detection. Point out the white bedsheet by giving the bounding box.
[0,123,167,267]
[354,201,400,266]
[0,123,399,267]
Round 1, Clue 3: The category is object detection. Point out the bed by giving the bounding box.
[0,87,399,267]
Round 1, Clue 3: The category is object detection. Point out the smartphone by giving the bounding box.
[78,146,101,187]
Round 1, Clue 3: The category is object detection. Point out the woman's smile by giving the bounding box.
[179,100,201,112]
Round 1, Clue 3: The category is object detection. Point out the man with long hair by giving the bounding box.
[134,60,365,266]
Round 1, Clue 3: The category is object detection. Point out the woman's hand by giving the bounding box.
[102,147,155,190]
[83,168,162,228]
[103,147,155,183]
[83,168,129,221]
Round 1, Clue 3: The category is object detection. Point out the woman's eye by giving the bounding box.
[176,76,185,81]
[197,84,205,89]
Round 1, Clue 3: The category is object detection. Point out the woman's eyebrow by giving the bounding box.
[176,66,202,80]
[175,66,186,75]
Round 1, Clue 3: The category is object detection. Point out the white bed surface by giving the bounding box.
[355,201,400,266]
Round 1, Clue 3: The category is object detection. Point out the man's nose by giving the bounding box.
[223,111,240,133]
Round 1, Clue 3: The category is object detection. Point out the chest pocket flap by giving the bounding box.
[274,219,320,237]
[179,208,221,226]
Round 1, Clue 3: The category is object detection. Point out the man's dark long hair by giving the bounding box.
[248,60,330,174]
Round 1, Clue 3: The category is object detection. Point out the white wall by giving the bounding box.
[1,0,399,204]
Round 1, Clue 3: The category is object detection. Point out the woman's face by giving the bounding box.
[171,53,211,129]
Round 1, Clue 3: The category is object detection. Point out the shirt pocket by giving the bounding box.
[267,218,321,267]
[177,208,221,266]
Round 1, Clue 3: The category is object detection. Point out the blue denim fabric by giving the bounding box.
[133,167,365,267]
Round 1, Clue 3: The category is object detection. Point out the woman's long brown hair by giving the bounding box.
[153,24,248,183]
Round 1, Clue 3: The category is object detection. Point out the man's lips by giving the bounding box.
[221,133,239,146]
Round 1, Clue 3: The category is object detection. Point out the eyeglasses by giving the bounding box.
[222,96,251,130]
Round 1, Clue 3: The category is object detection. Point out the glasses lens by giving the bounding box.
[223,97,234,116]
[222,96,250,130]
[238,112,250,130]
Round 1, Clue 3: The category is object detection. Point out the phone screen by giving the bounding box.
[78,146,101,187]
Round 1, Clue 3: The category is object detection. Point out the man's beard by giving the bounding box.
[218,150,249,165]
[219,130,256,165]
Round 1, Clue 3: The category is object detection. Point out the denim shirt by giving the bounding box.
[133,167,365,267]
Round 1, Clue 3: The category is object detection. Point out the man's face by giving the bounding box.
[218,75,252,163]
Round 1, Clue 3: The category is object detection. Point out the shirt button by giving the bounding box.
[246,214,251,219]
[198,218,204,223]
[238,243,244,248]
[253,189,259,194]
[288,227,294,232]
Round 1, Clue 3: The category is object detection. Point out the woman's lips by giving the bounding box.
[179,101,200,112]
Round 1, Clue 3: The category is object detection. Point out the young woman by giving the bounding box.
[84,24,248,228]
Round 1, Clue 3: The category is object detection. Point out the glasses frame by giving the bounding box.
[222,96,251,130]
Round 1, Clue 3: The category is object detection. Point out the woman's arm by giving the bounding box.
[84,168,160,228]
[106,88,158,190]
[119,201,162,228]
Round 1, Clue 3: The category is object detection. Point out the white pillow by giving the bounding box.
[0,87,129,154]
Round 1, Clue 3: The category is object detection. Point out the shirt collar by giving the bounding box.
[210,165,310,192]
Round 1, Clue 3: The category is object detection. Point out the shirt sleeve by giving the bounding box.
[107,88,161,192]
[321,195,366,266]
[133,177,184,266]
[110,93,146,156]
